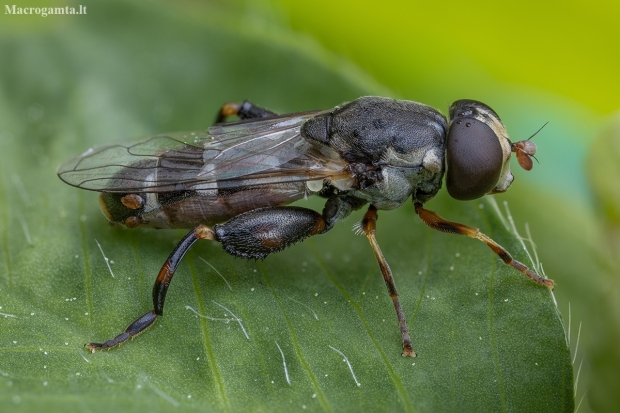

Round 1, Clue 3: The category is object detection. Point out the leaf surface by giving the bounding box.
[0,1,572,412]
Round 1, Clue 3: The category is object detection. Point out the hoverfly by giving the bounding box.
[58,96,553,357]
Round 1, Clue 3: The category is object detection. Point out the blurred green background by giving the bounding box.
[1,0,619,412]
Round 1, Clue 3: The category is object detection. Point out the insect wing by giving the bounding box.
[57,110,346,193]
[58,132,209,192]
[200,110,326,180]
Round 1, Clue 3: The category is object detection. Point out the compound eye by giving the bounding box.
[446,118,504,200]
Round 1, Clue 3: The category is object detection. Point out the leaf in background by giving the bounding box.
[0,1,572,412]
[587,112,620,230]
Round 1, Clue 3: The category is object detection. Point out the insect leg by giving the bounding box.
[414,202,554,288]
[86,206,329,352]
[85,225,216,352]
[214,100,278,124]
[86,198,364,352]
[361,205,416,357]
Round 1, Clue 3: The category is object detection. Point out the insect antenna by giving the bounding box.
[525,121,548,163]
[527,121,549,141]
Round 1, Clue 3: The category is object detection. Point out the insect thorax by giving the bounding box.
[302,96,448,209]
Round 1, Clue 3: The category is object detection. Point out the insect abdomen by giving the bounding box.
[99,183,307,229]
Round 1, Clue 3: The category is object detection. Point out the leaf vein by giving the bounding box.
[261,261,333,413]
[308,243,415,413]
[188,256,232,412]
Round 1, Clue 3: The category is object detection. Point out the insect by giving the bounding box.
[58,96,553,357]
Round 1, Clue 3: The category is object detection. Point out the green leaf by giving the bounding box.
[0,1,572,412]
